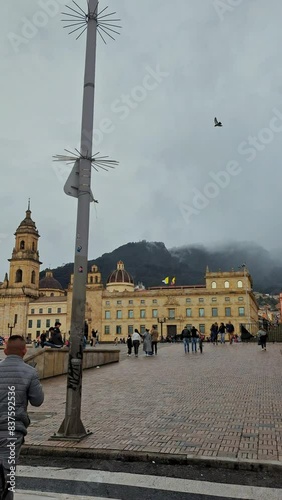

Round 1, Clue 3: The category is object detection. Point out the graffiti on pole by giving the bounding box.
[67,346,83,392]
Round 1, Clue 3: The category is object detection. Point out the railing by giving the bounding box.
[240,322,282,342]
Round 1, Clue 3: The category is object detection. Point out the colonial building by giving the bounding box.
[0,208,259,341]
[67,262,258,341]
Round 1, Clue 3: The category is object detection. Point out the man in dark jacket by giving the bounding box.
[0,335,44,499]
[181,326,191,354]
[191,326,199,353]
[210,323,219,345]
[226,321,235,344]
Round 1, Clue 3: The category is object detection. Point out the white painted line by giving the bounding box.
[17,466,282,500]
[15,491,120,500]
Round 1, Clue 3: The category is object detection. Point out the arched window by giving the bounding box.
[211,281,217,289]
[224,281,230,288]
[95,276,98,283]
[20,240,25,250]
[31,271,36,284]
[237,280,243,288]
[90,276,93,284]
[32,242,35,251]
[15,269,22,283]
[50,292,54,297]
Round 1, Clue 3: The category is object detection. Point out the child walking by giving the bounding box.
[127,333,133,356]
[198,333,205,353]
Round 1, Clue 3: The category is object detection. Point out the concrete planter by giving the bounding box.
[24,347,119,380]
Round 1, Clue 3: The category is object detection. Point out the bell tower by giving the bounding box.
[8,201,42,292]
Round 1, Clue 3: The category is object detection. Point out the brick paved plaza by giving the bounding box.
[24,342,282,462]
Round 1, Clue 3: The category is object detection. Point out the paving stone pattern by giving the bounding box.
[25,343,282,461]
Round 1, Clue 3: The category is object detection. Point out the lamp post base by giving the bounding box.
[49,431,92,442]
[50,418,92,442]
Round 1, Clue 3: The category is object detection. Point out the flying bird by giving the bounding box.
[214,117,222,127]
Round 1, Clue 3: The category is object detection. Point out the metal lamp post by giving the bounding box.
[8,315,17,337]
[157,317,166,342]
[52,0,120,440]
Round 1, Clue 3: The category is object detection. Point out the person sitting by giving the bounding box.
[40,332,47,348]
[44,327,64,348]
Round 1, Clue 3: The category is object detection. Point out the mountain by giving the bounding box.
[43,240,282,294]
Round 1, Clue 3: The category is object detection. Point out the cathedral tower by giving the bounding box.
[0,204,42,336]
[8,202,42,292]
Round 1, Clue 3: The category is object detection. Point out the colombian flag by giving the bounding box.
[162,276,170,285]
[171,277,176,285]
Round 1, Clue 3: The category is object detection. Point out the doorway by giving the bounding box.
[167,325,177,339]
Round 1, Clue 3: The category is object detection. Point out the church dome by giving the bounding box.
[107,261,134,284]
[39,270,63,291]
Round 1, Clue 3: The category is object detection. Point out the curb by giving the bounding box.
[21,445,282,472]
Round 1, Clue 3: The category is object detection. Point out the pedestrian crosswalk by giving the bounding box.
[14,465,282,500]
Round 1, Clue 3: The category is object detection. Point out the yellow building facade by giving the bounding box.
[0,209,258,341]
[27,295,67,341]
[100,275,258,340]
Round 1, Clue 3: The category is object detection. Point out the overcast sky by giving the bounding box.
[0,0,281,277]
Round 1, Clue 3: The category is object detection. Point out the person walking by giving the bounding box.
[218,322,226,344]
[132,329,141,357]
[226,321,235,344]
[0,335,44,499]
[257,327,267,350]
[91,329,97,347]
[181,326,191,354]
[191,326,199,353]
[126,333,133,356]
[151,325,159,355]
[143,329,153,356]
[210,323,218,345]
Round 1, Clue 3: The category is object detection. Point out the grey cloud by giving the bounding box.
[0,0,282,278]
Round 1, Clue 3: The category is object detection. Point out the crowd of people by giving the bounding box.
[31,320,269,354]
[124,321,265,358]
[126,325,159,357]
[209,321,236,345]
[180,322,269,352]
[33,325,101,350]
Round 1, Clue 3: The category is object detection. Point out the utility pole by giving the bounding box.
[53,0,120,440]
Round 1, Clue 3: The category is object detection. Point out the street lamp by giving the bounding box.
[8,315,17,337]
[157,317,166,342]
